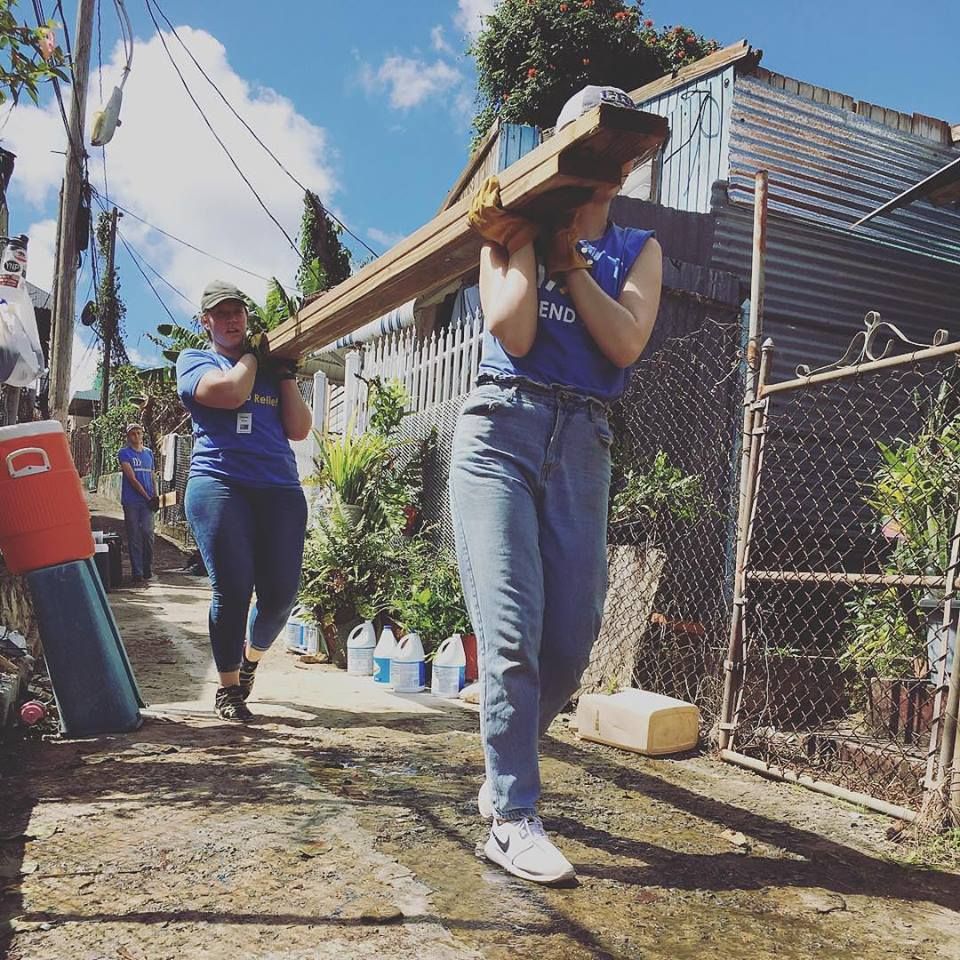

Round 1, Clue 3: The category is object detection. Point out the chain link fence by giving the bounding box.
[725,336,960,809]
[581,315,743,723]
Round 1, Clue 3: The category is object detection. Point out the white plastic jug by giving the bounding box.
[284,607,307,653]
[391,632,426,693]
[431,633,466,698]
[347,620,377,676]
[373,624,399,685]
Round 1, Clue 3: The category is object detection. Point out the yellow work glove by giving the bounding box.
[468,176,539,254]
[544,220,592,279]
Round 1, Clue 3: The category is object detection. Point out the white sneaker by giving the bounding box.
[477,780,494,819]
[484,817,575,884]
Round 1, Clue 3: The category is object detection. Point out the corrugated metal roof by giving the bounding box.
[26,280,51,311]
[727,74,960,264]
[710,186,960,382]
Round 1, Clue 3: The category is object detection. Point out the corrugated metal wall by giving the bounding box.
[635,65,735,214]
[727,73,960,264]
[711,187,960,383]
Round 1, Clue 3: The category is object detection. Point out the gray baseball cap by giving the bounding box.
[555,85,637,131]
[200,279,247,312]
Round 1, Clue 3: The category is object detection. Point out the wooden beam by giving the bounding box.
[267,104,668,358]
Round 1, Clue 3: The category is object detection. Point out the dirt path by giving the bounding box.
[1,507,958,959]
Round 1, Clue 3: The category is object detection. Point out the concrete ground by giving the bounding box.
[1,503,958,960]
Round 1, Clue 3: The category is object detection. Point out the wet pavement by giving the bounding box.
[1,508,958,959]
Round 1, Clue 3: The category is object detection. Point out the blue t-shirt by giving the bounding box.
[175,349,300,488]
[118,446,155,506]
[478,223,655,400]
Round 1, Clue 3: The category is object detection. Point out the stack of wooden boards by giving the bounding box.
[267,104,669,359]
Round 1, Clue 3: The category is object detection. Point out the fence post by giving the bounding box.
[719,338,773,751]
[342,350,361,430]
[311,370,328,442]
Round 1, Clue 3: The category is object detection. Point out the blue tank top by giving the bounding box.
[478,223,654,400]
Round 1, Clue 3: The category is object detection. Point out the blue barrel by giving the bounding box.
[26,558,143,737]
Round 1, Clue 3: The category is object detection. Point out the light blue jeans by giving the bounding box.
[450,380,612,820]
[185,475,308,673]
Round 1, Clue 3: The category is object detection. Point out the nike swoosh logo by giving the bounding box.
[493,832,510,855]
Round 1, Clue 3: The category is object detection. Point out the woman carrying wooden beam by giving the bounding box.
[450,86,663,886]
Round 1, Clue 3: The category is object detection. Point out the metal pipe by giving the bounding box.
[720,749,918,823]
[747,571,946,588]
[929,505,960,787]
[747,170,768,387]
[762,339,960,399]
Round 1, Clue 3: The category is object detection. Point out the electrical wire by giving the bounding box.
[88,187,281,283]
[117,227,197,310]
[144,0,303,262]
[116,230,180,325]
[147,0,379,260]
[95,0,111,203]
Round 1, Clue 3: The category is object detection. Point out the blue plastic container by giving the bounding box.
[26,558,143,737]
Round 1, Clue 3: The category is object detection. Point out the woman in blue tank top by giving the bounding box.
[449,86,662,885]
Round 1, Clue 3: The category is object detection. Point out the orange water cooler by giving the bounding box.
[0,421,94,574]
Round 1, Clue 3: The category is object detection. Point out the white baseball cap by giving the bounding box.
[555,85,637,132]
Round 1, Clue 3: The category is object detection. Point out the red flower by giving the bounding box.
[644,18,654,27]
[582,57,591,65]
[581,0,594,7]
[673,25,684,34]
[686,35,696,45]
[614,11,628,20]
[560,1,569,8]
[527,67,538,78]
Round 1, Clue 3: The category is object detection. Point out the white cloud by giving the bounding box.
[362,55,462,110]
[71,329,100,392]
[26,219,57,294]
[2,100,64,208]
[7,26,340,317]
[431,25,453,55]
[455,0,496,38]
[367,226,405,249]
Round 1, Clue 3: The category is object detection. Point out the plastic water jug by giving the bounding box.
[391,632,426,693]
[347,621,377,676]
[431,633,466,698]
[373,624,399,685]
[283,607,308,653]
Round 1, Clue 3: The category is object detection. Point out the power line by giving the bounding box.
[88,187,281,283]
[117,227,197,310]
[144,0,303,263]
[116,229,180,326]
[147,0,379,260]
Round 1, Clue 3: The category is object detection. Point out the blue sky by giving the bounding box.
[5,0,958,392]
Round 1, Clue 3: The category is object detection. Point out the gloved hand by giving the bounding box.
[468,176,539,254]
[544,211,592,279]
[148,495,161,512]
[244,332,300,380]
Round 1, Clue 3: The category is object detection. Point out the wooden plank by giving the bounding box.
[267,104,668,359]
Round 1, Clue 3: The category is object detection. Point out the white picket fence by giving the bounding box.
[348,314,484,431]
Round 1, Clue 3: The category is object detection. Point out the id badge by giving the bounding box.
[236,412,252,434]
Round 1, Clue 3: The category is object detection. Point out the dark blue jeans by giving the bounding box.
[185,475,308,673]
[123,500,155,580]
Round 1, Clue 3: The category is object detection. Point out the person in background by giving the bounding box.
[176,280,312,723]
[118,423,159,585]
[451,86,663,885]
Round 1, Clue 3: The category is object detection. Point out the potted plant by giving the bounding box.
[843,379,960,739]
[388,536,472,662]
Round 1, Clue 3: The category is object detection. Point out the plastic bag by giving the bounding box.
[0,284,44,387]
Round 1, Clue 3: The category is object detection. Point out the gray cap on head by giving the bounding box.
[125,423,143,435]
[200,279,247,312]
[555,85,637,132]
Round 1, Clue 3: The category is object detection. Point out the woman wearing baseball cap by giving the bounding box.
[451,86,662,884]
[176,281,312,722]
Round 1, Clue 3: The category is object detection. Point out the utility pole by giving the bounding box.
[48,0,95,424]
[91,206,119,481]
